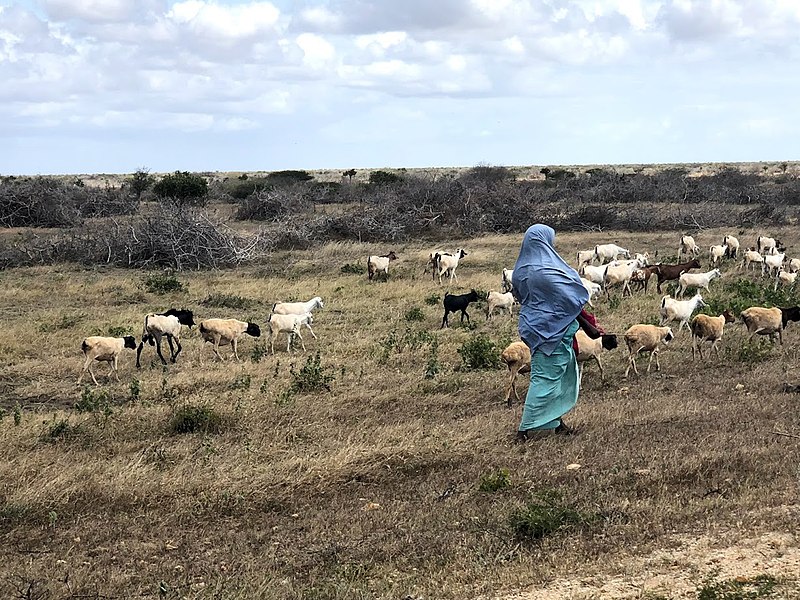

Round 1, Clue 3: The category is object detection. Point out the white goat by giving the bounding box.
[623,325,674,378]
[581,264,608,286]
[367,251,398,281]
[709,244,728,266]
[788,258,800,273]
[762,252,785,277]
[603,259,642,297]
[78,335,137,386]
[577,249,595,268]
[501,268,514,293]
[435,249,467,284]
[690,310,735,360]
[594,243,630,264]
[676,268,721,297]
[272,296,324,316]
[723,235,740,259]
[633,252,650,266]
[757,236,778,255]
[659,293,706,333]
[267,312,316,354]
[486,291,515,319]
[774,269,798,292]
[199,318,262,361]
[580,277,602,307]
[679,235,701,259]
[740,249,764,271]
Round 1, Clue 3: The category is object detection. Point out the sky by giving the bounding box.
[1,0,799,175]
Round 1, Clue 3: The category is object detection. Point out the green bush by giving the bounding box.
[733,339,774,363]
[458,334,501,370]
[340,262,365,275]
[141,272,186,294]
[201,293,255,310]
[153,171,208,206]
[479,468,512,493]
[509,490,592,542]
[41,417,83,443]
[404,307,425,322]
[75,386,111,414]
[266,170,313,186]
[38,313,87,333]
[169,404,224,434]
[424,293,441,306]
[368,170,403,186]
[107,325,130,337]
[424,339,442,379]
[696,571,776,600]
[289,351,335,393]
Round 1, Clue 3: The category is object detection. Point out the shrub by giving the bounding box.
[289,351,335,393]
[38,313,87,333]
[41,417,83,443]
[424,338,442,379]
[340,262,365,275]
[201,293,255,310]
[424,293,441,306]
[369,170,403,186]
[107,325,130,337]
[696,571,777,600]
[479,468,512,493]
[509,490,592,542]
[141,272,186,294]
[153,171,208,207]
[458,334,501,370]
[127,167,153,201]
[733,339,774,363]
[169,404,224,434]
[75,386,111,415]
[404,307,425,322]
[266,170,313,186]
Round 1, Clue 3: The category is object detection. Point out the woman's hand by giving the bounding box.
[577,313,602,339]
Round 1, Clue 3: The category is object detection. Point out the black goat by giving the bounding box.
[441,290,480,328]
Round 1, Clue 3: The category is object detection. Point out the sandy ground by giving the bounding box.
[497,530,800,599]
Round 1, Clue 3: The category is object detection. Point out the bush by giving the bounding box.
[266,170,313,186]
[479,468,512,493]
[424,293,442,306]
[289,352,335,393]
[127,167,153,201]
[458,334,502,370]
[41,417,83,443]
[169,405,224,434]
[153,171,208,207]
[509,490,592,542]
[404,307,425,322]
[340,263,365,275]
[696,571,776,600]
[141,272,186,294]
[369,170,403,186]
[201,293,256,310]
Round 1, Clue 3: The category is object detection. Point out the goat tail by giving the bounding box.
[81,339,89,354]
[660,295,668,309]
[271,302,278,312]
[142,314,151,337]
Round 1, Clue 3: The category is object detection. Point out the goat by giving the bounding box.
[678,235,701,260]
[709,244,728,266]
[740,249,765,271]
[788,258,800,273]
[574,330,618,382]
[630,265,659,293]
[654,259,702,293]
[623,325,674,378]
[267,312,316,354]
[136,308,195,368]
[594,243,630,264]
[441,290,479,328]
[581,264,608,286]
[690,310,735,359]
[659,293,706,333]
[740,306,800,345]
[580,277,602,307]
[199,318,261,361]
[576,249,595,268]
[723,235,740,259]
[272,296,323,316]
[774,269,798,292]
[676,268,721,297]
[78,335,137,386]
[486,291,515,320]
[424,251,445,280]
[435,249,467,285]
[501,268,514,293]
[757,236,780,255]
[367,251,398,281]
[762,252,786,277]
[604,259,642,298]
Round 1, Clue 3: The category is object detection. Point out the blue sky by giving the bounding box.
[1,0,799,175]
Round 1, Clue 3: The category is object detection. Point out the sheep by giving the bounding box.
[576,249,595,268]
[774,269,798,292]
[199,318,261,361]
[659,293,706,333]
[740,249,765,271]
[136,308,195,368]
[272,296,324,316]
[709,244,728,266]
[788,258,800,273]
[603,259,642,297]
[78,335,137,386]
[757,236,780,255]
[690,310,735,359]
[267,312,316,354]
[623,325,674,378]
[723,235,740,259]
[580,277,602,307]
[500,333,619,406]
[762,252,786,277]
[594,243,630,264]
[739,306,800,344]
[580,264,608,286]
[654,258,702,293]
[501,268,514,293]
[367,251,398,281]
[435,249,467,285]
[676,268,721,297]
[486,291,515,320]
[630,265,659,293]
[678,235,701,260]
[441,289,479,328]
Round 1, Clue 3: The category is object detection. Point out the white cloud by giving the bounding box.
[166,1,281,40]
[44,0,134,23]
[296,33,335,68]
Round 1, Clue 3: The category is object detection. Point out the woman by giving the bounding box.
[511,224,600,440]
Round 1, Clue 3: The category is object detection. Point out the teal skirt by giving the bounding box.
[518,320,580,431]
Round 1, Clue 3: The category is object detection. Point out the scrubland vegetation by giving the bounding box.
[1,164,800,599]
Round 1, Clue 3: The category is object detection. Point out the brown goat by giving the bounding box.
[655,258,702,293]
[630,265,660,293]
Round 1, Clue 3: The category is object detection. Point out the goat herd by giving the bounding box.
[78,237,799,395]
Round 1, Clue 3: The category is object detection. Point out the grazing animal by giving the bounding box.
[603,259,643,298]
[272,296,323,316]
[757,236,780,255]
[654,259,702,293]
[367,251,398,281]
[723,235,740,259]
[594,243,630,264]
[199,318,261,361]
[709,244,728,266]
[576,249,595,268]
[486,291,515,320]
[774,269,798,292]
[501,268,515,294]
[435,249,468,285]
[78,335,137,386]
[788,258,800,273]
[441,290,480,328]
[136,308,195,368]
[580,277,602,307]
[630,265,659,293]
[574,330,618,382]
[690,310,735,359]
[659,293,706,333]
[740,306,800,345]
[581,264,608,286]
[676,268,721,297]
[267,312,316,354]
[424,251,445,280]
[623,325,674,378]
[678,235,701,260]
[762,252,786,277]
[740,249,765,271]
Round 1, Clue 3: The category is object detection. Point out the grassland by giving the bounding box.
[1,227,800,599]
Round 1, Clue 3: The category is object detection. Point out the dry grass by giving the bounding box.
[1,228,800,599]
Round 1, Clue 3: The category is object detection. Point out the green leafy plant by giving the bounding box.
[696,571,777,600]
[141,272,186,294]
[169,405,224,434]
[153,171,208,207]
[458,334,501,370]
[129,377,141,402]
[424,338,442,379]
[479,468,512,493]
[38,312,87,332]
[404,307,425,322]
[13,403,21,426]
[340,262,365,275]
[424,293,441,306]
[509,489,593,542]
[289,352,335,393]
[41,417,83,443]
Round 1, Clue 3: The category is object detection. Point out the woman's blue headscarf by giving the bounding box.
[512,224,589,355]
